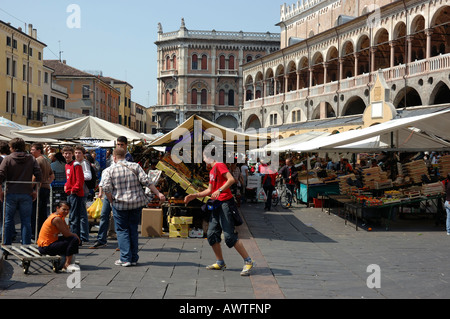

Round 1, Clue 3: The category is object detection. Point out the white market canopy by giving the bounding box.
[257,131,332,152]
[149,115,260,148]
[289,107,450,153]
[14,116,145,143]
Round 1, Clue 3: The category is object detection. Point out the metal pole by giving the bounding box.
[1,181,41,246]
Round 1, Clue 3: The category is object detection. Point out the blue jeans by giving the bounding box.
[445,201,450,234]
[112,206,142,263]
[3,193,33,245]
[96,197,112,245]
[67,194,90,242]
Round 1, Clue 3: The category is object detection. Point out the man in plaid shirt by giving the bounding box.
[102,148,165,267]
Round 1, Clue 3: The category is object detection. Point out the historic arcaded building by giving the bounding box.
[152,19,280,133]
[242,0,450,136]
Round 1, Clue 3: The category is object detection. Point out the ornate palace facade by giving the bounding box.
[152,19,280,133]
[242,0,450,136]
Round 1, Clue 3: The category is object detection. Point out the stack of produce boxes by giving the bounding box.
[168,216,193,238]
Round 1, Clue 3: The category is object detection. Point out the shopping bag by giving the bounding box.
[87,197,103,219]
[257,188,267,202]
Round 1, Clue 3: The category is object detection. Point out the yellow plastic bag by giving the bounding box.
[87,197,103,219]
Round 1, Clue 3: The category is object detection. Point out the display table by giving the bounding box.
[326,193,445,231]
[299,182,340,203]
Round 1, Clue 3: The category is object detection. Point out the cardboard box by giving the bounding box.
[141,208,163,237]
[169,224,189,238]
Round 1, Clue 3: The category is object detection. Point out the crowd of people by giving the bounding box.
[0,137,257,276]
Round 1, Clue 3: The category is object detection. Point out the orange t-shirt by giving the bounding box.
[37,213,66,247]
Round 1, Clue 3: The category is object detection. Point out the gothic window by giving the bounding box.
[219,89,225,105]
[172,89,177,104]
[166,56,170,70]
[191,89,198,104]
[219,55,226,69]
[201,89,207,104]
[201,54,208,70]
[228,90,235,106]
[172,55,177,69]
[165,90,170,105]
[192,54,198,70]
[229,56,235,70]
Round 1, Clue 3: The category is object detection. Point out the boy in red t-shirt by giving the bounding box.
[63,146,86,244]
[185,150,254,276]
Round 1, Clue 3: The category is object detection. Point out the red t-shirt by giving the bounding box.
[210,163,233,201]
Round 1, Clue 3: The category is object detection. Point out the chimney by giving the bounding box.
[28,24,33,36]
[32,28,37,39]
[62,60,67,64]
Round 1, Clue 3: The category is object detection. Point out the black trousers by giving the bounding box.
[38,236,79,257]
[263,185,275,210]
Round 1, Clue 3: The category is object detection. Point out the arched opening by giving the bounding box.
[374,28,390,70]
[431,82,450,105]
[356,35,370,75]
[393,87,422,108]
[312,102,336,119]
[286,61,297,91]
[265,69,275,96]
[255,72,264,99]
[393,21,407,66]
[341,40,355,78]
[298,57,309,89]
[275,64,285,94]
[311,52,324,86]
[191,89,197,105]
[244,75,254,101]
[430,6,450,56]
[246,115,262,130]
[410,15,426,61]
[326,46,339,83]
[342,96,367,115]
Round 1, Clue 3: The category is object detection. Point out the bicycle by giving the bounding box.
[271,180,282,207]
[272,178,295,209]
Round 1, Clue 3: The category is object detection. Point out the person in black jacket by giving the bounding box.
[0,138,42,245]
[278,158,298,195]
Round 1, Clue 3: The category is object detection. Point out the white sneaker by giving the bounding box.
[66,264,80,272]
[115,260,131,267]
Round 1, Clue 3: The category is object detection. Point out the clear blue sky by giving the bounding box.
[1,0,282,107]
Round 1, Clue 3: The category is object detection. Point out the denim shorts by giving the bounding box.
[207,200,239,248]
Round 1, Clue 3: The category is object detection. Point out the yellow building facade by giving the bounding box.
[104,78,133,129]
[0,22,47,127]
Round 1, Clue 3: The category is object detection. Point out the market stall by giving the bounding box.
[263,108,450,229]
[147,115,260,237]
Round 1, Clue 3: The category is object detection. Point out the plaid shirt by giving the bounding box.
[102,160,154,210]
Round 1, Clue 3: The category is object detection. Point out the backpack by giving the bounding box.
[85,163,98,190]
